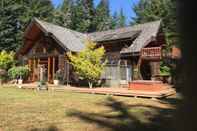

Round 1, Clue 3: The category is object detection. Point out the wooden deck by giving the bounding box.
[6,83,176,99]
[58,86,176,98]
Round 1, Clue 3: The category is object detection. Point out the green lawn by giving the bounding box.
[0,87,178,131]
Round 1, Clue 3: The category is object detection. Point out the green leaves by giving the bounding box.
[8,66,30,79]
[0,0,55,51]
[72,0,95,32]
[94,0,112,31]
[0,50,15,70]
[68,40,106,85]
[116,8,126,28]
[132,0,178,47]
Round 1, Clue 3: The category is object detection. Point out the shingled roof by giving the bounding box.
[33,18,86,52]
[23,18,161,53]
[88,20,162,53]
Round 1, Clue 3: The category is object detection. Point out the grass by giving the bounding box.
[0,87,179,131]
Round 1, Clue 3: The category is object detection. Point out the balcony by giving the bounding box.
[141,47,162,60]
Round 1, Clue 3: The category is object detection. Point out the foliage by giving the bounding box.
[54,0,127,32]
[8,66,30,79]
[71,0,96,32]
[111,11,118,29]
[132,0,178,48]
[160,62,171,76]
[116,8,126,28]
[68,40,106,88]
[52,0,73,28]
[0,0,55,51]
[0,50,15,70]
[94,0,113,31]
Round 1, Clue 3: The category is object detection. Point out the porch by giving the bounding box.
[26,54,69,84]
[15,83,176,99]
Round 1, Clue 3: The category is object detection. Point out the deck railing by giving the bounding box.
[141,47,162,59]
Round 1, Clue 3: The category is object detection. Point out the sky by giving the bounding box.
[51,0,139,24]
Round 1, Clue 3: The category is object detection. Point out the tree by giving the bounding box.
[0,0,55,51]
[52,0,73,28]
[0,0,23,51]
[111,11,118,29]
[132,0,178,48]
[94,0,113,31]
[68,40,106,88]
[116,8,126,28]
[0,50,15,70]
[72,0,95,32]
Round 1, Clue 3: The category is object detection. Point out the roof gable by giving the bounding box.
[20,19,162,55]
[88,20,162,53]
[27,18,87,52]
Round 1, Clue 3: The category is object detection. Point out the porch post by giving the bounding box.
[33,58,36,81]
[38,58,40,80]
[28,59,32,81]
[137,57,143,80]
[150,61,160,80]
[48,57,51,82]
[52,57,55,81]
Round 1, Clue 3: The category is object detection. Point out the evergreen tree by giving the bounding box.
[0,0,55,51]
[52,0,73,28]
[72,0,95,32]
[94,0,112,31]
[132,0,178,47]
[111,11,118,29]
[116,8,126,28]
[0,0,23,51]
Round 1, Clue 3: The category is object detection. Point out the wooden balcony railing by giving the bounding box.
[141,47,162,60]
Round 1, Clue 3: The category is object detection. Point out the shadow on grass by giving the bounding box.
[67,97,179,131]
[30,125,59,131]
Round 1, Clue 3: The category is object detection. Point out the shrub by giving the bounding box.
[0,51,15,70]
[160,62,171,76]
[8,66,30,79]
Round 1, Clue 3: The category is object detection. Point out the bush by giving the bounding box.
[0,51,15,70]
[160,63,171,76]
[8,66,30,79]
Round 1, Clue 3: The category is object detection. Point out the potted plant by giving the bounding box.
[8,66,29,84]
[53,69,63,85]
[18,75,23,85]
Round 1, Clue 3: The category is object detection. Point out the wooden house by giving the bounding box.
[17,18,166,86]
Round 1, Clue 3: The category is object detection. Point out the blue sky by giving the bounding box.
[51,0,139,24]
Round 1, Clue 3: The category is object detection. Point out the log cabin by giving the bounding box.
[17,18,166,87]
